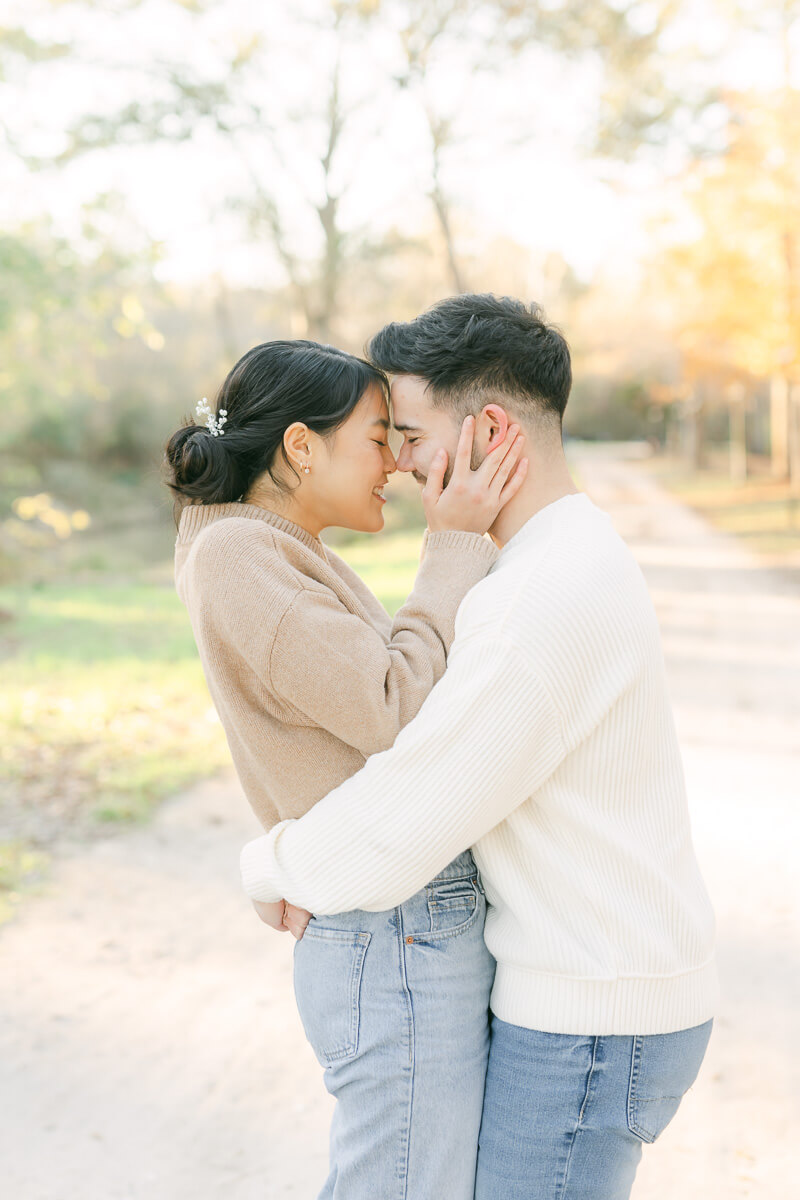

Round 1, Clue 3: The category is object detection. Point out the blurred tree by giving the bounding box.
[22,1,398,344]
[656,86,800,480]
[0,203,164,464]
[365,0,724,288]
[381,0,488,293]
[494,0,721,161]
[10,0,800,471]
[13,0,723,341]
[21,0,482,337]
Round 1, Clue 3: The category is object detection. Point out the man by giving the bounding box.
[241,294,717,1198]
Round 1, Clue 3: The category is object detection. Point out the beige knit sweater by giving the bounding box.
[174,502,498,831]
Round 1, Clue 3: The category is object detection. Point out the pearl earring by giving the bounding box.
[302,464,310,475]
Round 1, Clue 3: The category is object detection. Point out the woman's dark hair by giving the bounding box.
[367,294,571,426]
[165,340,388,505]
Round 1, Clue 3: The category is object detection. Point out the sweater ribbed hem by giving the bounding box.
[240,834,283,904]
[490,958,719,1036]
[422,529,499,562]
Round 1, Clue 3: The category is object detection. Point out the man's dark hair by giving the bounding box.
[367,294,571,427]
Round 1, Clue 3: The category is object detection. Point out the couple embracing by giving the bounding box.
[167,294,716,1199]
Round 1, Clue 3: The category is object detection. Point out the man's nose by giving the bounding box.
[395,445,413,472]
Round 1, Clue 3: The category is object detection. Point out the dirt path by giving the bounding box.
[2,447,798,1199]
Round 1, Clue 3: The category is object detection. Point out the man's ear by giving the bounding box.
[479,404,510,454]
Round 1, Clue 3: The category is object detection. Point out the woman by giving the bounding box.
[165,339,527,1198]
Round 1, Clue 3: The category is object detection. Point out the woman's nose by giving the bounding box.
[384,446,397,474]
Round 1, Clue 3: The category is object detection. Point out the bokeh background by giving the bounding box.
[1,3,799,1197]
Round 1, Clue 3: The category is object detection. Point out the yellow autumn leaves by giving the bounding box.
[10,493,91,542]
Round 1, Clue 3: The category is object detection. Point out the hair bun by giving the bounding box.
[164,421,242,503]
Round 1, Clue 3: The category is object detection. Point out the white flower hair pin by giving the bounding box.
[195,397,228,437]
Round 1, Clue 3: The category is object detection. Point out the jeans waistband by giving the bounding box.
[428,849,476,884]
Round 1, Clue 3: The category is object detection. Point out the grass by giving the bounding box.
[0,582,233,833]
[332,530,427,614]
[644,456,800,558]
[0,841,50,924]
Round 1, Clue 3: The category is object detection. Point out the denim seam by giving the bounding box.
[346,935,365,1060]
[556,1036,598,1199]
[578,1037,599,1125]
[627,1035,654,1143]
[395,905,414,1200]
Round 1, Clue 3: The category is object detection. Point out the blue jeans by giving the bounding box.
[293,850,496,1200]
[475,1016,713,1199]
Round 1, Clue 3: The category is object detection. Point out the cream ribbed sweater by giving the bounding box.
[241,494,718,1036]
[174,502,498,830]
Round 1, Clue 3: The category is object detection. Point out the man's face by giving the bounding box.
[390,375,464,486]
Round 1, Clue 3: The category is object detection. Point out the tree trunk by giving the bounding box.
[789,385,800,494]
[770,375,790,478]
[431,178,467,294]
[679,394,705,469]
[680,390,706,470]
[729,400,747,484]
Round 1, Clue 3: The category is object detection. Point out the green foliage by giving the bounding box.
[0,23,69,79]
[0,205,164,464]
[565,377,662,442]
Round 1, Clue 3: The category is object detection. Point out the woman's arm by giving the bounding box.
[267,419,527,755]
[267,528,497,756]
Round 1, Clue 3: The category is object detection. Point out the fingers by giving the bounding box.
[251,898,289,931]
[487,432,525,495]
[479,423,522,483]
[450,415,476,479]
[421,447,448,504]
[284,903,312,941]
[498,457,529,505]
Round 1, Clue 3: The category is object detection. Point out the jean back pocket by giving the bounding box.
[293,926,371,1068]
[627,1020,713,1143]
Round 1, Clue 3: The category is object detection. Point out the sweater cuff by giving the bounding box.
[240,834,284,903]
[421,529,499,565]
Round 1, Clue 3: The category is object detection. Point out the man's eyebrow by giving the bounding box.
[392,423,422,433]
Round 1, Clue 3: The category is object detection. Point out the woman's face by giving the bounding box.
[308,385,397,534]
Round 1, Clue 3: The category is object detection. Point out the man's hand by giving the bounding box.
[423,416,527,534]
[251,898,312,941]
